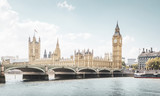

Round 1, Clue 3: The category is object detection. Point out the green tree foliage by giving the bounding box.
[131,64,138,69]
[122,61,126,67]
[146,57,160,70]
[126,65,129,69]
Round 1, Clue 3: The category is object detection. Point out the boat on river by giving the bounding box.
[134,71,160,78]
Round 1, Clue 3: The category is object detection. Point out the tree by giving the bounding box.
[131,63,138,69]
[146,57,160,70]
[125,65,129,69]
[122,61,126,67]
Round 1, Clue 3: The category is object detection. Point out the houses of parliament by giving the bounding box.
[2,23,122,69]
[27,22,122,69]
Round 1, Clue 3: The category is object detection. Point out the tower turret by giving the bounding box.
[43,49,47,58]
[115,21,120,33]
[84,49,93,67]
[52,38,61,61]
[56,38,59,48]
[48,51,52,58]
[28,35,41,62]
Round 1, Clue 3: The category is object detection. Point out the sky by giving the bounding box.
[0,0,160,62]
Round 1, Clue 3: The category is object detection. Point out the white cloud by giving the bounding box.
[0,0,59,58]
[0,0,90,59]
[94,41,112,58]
[83,33,91,39]
[65,33,91,40]
[123,35,135,45]
[57,1,75,11]
[0,0,140,62]
[127,47,139,58]
[122,35,139,61]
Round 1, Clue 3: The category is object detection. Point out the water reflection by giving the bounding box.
[111,78,124,96]
[1,76,160,96]
[5,74,23,82]
[5,73,55,82]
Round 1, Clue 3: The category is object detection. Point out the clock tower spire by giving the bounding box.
[115,21,120,32]
[112,22,122,69]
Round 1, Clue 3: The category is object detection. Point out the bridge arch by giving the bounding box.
[113,70,122,73]
[49,67,76,73]
[5,67,45,73]
[78,68,97,73]
[99,69,111,73]
[113,70,123,77]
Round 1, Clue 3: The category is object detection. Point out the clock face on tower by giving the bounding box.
[114,39,117,43]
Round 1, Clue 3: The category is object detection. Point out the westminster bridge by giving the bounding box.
[0,64,133,83]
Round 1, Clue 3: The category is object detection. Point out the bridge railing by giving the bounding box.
[3,63,122,74]
[4,63,114,68]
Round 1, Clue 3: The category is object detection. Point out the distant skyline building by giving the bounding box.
[138,48,160,69]
[1,56,28,64]
[127,58,136,66]
[122,57,125,62]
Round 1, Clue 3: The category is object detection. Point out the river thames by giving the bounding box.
[0,75,160,96]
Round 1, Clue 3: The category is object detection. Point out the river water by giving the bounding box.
[0,74,160,96]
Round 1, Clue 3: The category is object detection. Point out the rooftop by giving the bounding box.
[139,51,160,57]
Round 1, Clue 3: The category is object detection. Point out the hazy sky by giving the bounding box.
[0,0,160,61]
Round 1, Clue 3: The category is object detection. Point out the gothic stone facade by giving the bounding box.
[3,23,122,69]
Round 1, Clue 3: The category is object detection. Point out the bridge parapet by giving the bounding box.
[3,63,122,75]
[3,64,46,73]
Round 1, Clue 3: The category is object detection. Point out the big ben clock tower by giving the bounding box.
[112,22,122,69]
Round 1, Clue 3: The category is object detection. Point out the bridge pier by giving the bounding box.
[23,74,48,81]
[111,71,114,77]
[0,65,5,83]
[0,75,5,83]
